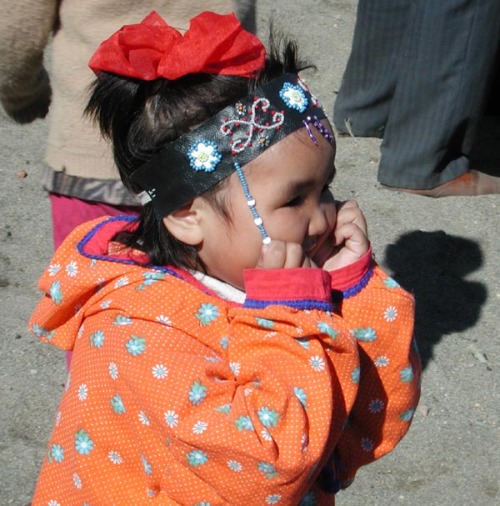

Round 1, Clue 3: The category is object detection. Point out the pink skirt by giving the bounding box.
[50,193,139,249]
[50,193,140,368]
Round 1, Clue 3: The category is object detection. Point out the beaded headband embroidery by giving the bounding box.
[131,73,332,242]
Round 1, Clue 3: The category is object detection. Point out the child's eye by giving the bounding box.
[284,195,303,207]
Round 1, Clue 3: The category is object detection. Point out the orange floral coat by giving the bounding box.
[30,216,420,505]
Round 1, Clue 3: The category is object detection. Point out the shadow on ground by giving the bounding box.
[384,230,487,368]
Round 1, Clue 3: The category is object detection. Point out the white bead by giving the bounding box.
[247,199,256,206]
[254,217,263,226]
[263,237,272,245]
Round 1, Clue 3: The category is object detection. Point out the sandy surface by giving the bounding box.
[1,1,498,504]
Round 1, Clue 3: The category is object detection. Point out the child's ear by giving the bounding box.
[162,199,205,246]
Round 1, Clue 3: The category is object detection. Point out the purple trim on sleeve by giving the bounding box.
[332,264,374,303]
[243,298,333,311]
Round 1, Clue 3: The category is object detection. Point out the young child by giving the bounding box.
[30,11,420,505]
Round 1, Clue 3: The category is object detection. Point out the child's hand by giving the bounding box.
[317,200,370,271]
[256,241,314,269]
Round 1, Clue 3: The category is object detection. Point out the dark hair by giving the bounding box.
[85,34,310,269]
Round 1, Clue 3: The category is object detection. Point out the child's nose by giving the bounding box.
[309,205,329,238]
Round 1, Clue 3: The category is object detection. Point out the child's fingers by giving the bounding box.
[256,241,309,269]
[335,200,368,237]
[333,222,370,256]
[284,242,308,268]
[256,241,287,269]
[322,223,370,271]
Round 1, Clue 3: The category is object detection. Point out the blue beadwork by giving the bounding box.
[279,82,308,113]
[234,162,270,244]
[187,141,222,172]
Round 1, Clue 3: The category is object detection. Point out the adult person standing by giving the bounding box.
[0,0,256,248]
[333,0,500,197]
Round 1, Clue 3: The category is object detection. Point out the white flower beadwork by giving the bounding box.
[279,82,308,112]
[188,141,221,172]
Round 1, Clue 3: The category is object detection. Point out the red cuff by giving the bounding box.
[329,249,373,291]
[243,268,332,310]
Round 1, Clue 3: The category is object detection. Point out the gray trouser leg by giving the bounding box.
[334,0,500,189]
[333,0,412,137]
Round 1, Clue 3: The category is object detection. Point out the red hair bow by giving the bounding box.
[89,11,266,80]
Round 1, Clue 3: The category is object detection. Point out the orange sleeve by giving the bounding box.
[328,263,421,488]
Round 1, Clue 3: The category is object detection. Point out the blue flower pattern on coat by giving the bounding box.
[141,454,153,475]
[258,407,280,428]
[258,461,279,480]
[137,271,165,291]
[400,366,414,382]
[113,314,132,326]
[352,327,377,342]
[256,318,274,329]
[317,321,338,339]
[293,387,308,409]
[234,416,254,431]
[49,281,63,305]
[50,444,64,463]
[216,404,231,414]
[90,330,105,348]
[296,338,310,349]
[400,408,415,422]
[189,381,208,405]
[110,394,126,414]
[384,277,400,288]
[32,324,54,340]
[186,450,208,467]
[196,303,219,325]
[351,367,360,384]
[266,494,282,504]
[299,492,317,506]
[74,429,94,455]
[126,336,146,356]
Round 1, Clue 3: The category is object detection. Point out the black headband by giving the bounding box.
[130,73,330,218]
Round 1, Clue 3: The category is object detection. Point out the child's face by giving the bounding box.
[197,124,337,290]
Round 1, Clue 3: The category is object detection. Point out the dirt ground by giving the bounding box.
[0,1,498,504]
